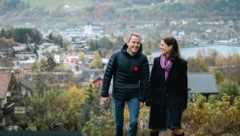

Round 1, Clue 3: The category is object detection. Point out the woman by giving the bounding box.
[147,37,188,136]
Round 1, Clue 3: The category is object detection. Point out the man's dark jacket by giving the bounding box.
[101,44,149,102]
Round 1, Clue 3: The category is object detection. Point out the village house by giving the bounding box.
[14,52,37,60]
[188,72,219,99]
[0,71,14,126]
[38,43,60,53]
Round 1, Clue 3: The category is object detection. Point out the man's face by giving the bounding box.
[127,35,141,55]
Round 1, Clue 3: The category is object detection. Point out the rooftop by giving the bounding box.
[0,71,12,99]
[188,72,219,94]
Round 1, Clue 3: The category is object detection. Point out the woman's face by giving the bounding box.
[160,40,172,57]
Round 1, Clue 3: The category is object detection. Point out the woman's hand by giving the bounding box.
[140,102,144,109]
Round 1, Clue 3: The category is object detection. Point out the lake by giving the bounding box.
[152,44,240,59]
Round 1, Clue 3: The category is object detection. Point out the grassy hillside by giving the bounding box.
[21,0,91,10]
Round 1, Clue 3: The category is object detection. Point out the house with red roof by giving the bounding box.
[0,71,11,104]
[0,71,13,126]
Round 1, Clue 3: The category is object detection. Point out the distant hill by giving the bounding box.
[1,0,239,31]
[21,0,91,10]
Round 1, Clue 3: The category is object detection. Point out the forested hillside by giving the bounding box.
[0,0,239,29]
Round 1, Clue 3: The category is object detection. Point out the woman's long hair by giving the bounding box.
[162,36,181,61]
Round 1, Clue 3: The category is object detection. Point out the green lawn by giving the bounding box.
[21,0,91,10]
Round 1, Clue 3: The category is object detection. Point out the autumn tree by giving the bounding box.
[53,65,72,73]
[184,94,240,135]
[219,54,240,83]
[0,27,42,44]
[31,61,42,72]
[187,56,209,72]
[219,79,240,99]
[23,81,100,131]
[0,37,16,48]
[45,57,57,71]
[78,51,87,66]
[88,39,98,51]
[212,69,224,84]
[90,51,103,69]
[86,3,116,20]
[37,57,57,72]
[48,33,64,48]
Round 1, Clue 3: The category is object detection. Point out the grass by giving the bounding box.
[21,0,92,10]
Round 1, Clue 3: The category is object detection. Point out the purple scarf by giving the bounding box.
[160,55,173,80]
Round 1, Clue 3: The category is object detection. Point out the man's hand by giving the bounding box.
[102,97,110,105]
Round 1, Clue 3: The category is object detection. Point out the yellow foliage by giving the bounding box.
[68,85,86,104]
[215,55,224,66]
[184,94,240,135]
[90,51,103,68]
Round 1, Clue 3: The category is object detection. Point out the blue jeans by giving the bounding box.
[114,97,140,136]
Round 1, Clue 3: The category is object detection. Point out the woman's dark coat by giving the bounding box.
[148,56,188,129]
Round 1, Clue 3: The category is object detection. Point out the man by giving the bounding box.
[101,33,149,136]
